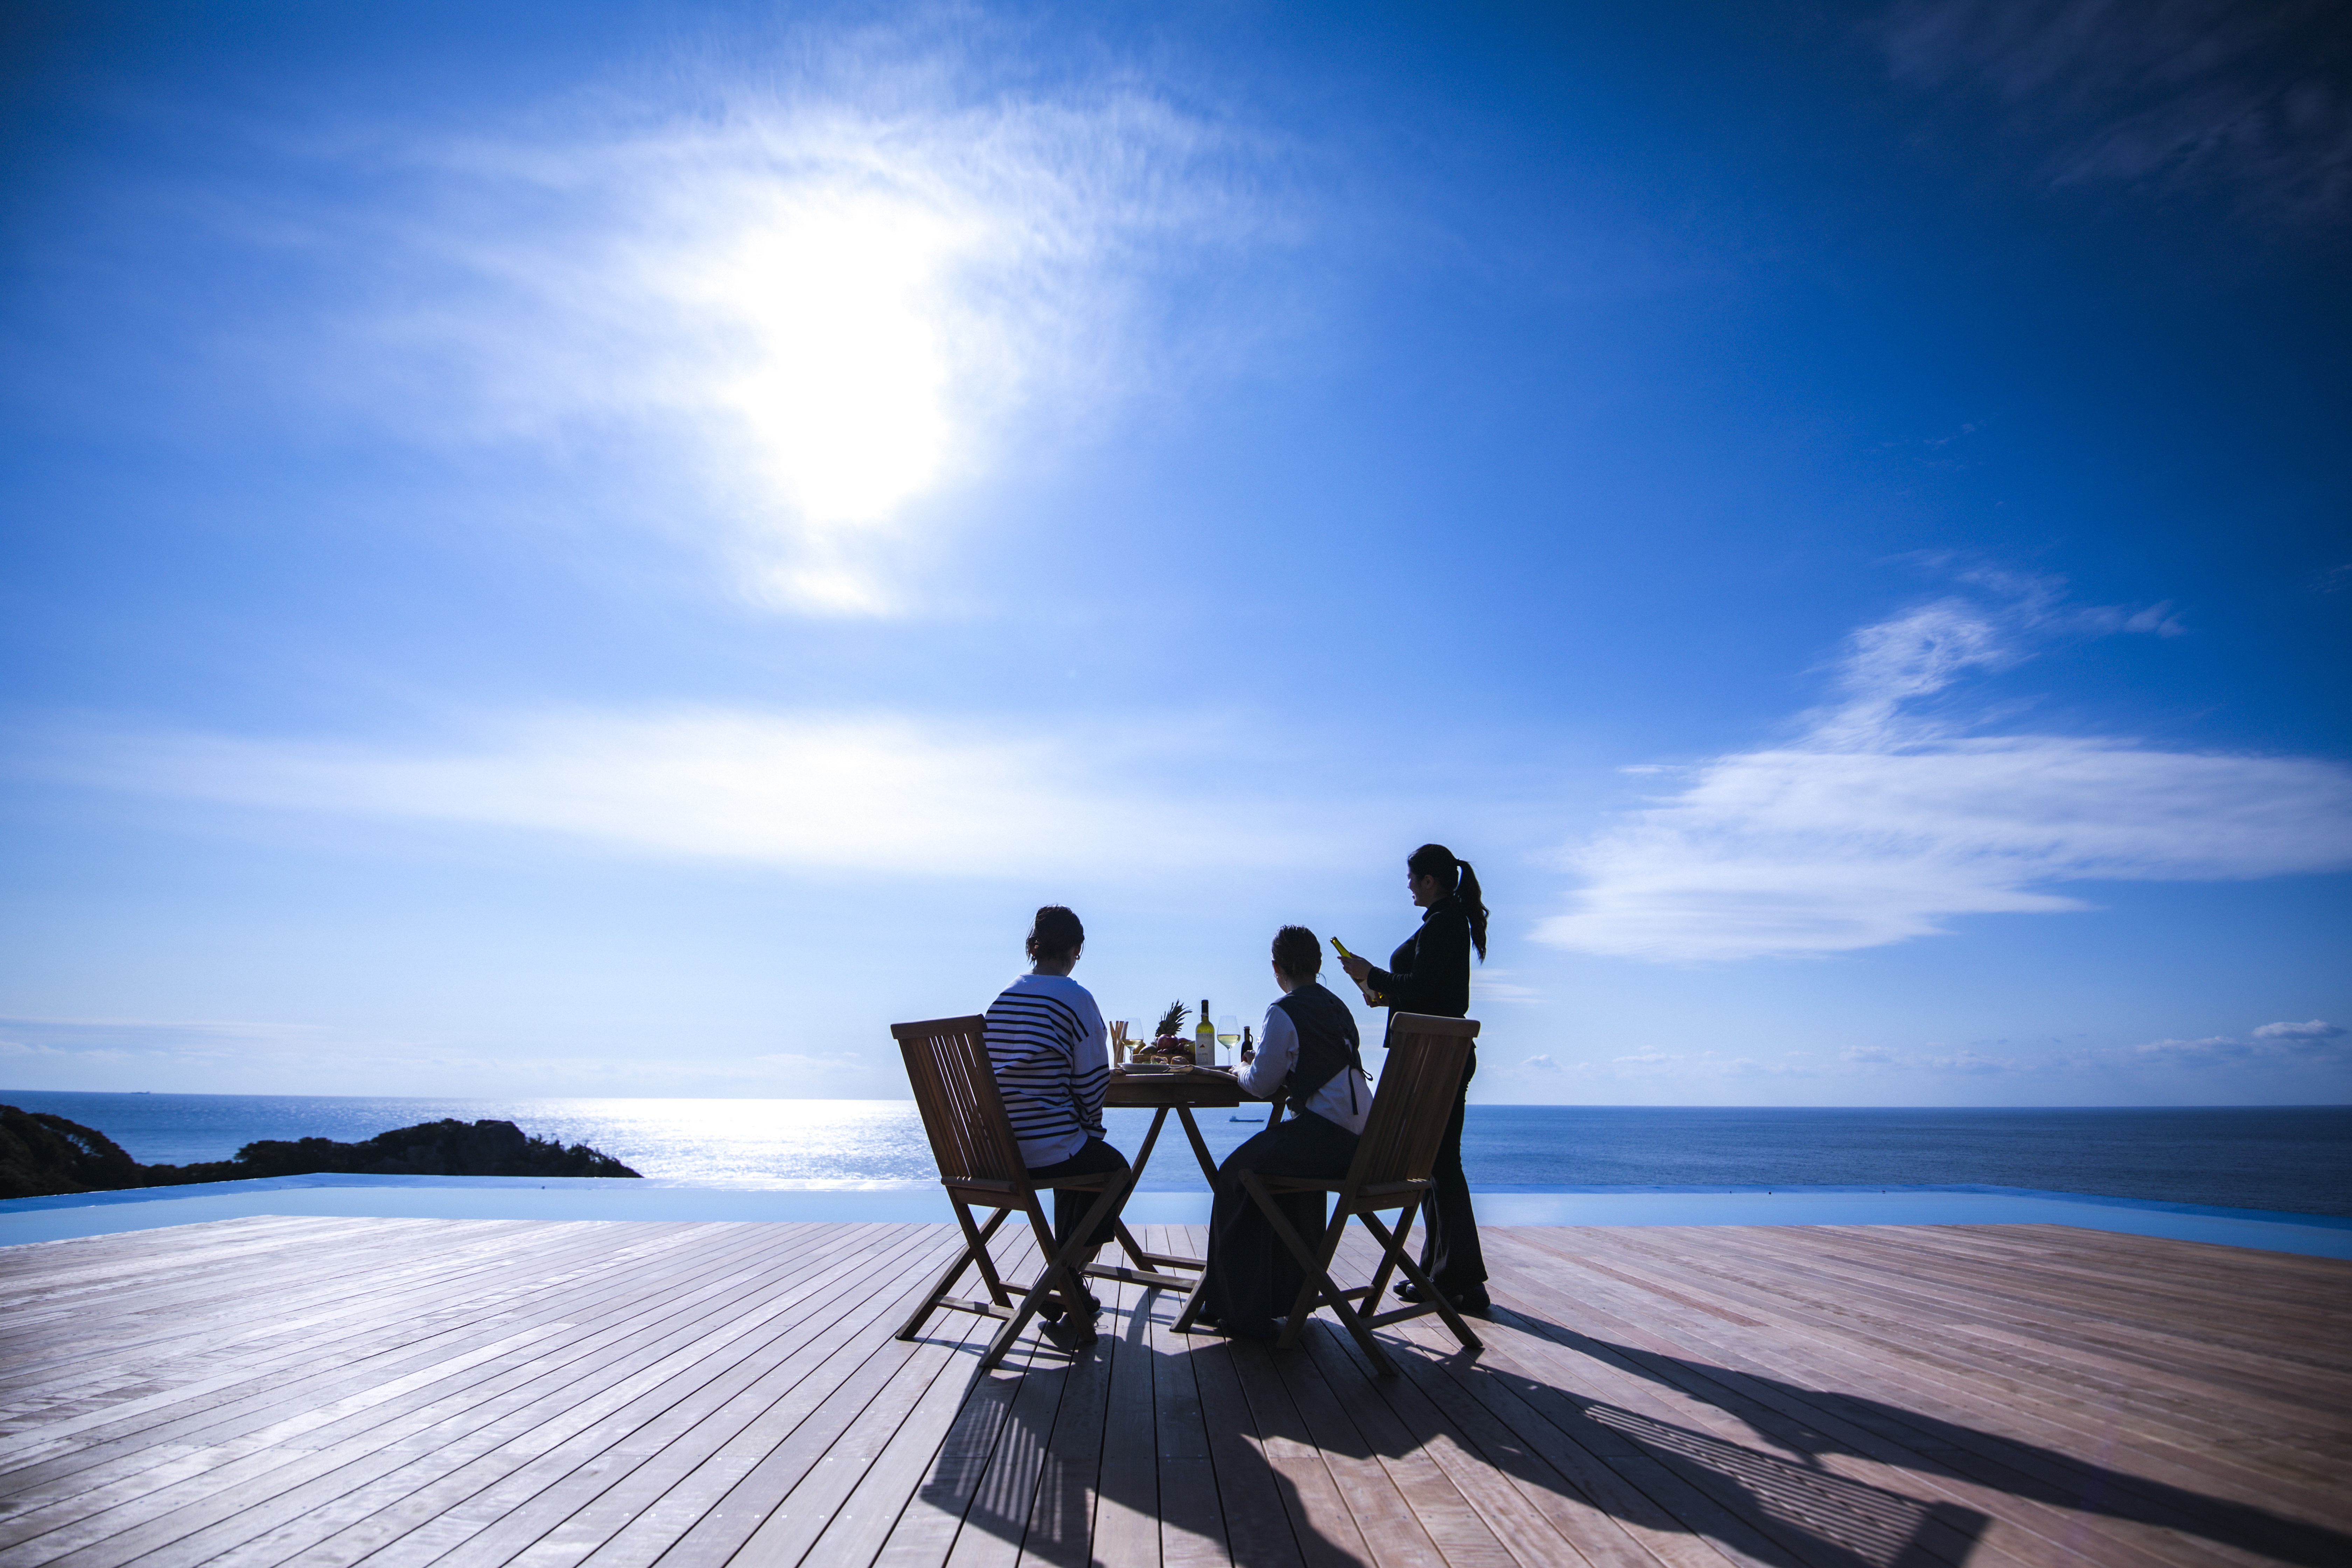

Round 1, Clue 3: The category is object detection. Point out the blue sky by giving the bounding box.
[3,0,2347,1105]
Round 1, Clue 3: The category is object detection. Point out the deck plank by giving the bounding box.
[1466,1228,2345,1568]
[0,1223,869,1559]
[1080,1264,1164,1568]
[1141,1223,1230,1568]
[0,1215,2344,1568]
[1571,1225,2352,1525]
[4,1225,905,1568]
[330,1226,955,1568]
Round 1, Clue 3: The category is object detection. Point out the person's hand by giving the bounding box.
[1338,952,1371,982]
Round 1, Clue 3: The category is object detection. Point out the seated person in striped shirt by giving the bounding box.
[983,904,1129,1339]
[1195,924,1373,1342]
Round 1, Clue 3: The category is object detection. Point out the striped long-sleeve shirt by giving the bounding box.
[983,973,1108,1168]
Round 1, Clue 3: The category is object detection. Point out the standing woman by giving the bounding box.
[1335,843,1491,1316]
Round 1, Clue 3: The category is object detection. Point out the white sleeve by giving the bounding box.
[1238,1005,1296,1099]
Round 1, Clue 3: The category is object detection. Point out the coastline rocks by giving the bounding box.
[1,1106,145,1198]
[170,1118,642,1182]
[0,1106,641,1198]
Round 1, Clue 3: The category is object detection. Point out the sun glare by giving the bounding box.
[687,193,971,528]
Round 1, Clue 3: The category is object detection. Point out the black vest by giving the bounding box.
[1270,982,1365,1119]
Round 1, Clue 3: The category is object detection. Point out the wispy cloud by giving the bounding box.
[1829,1018,2345,1076]
[1538,577,2352,960]
[1597,1048,1824,1082]
[24,706,1372,881]
[2252,1018,2346,1042]
[287,50,1287,613]
[1881,0,2352,220]
[2126,1018,2347,1067]
[0,1015,880,1098]
[1470,968,1544,1006]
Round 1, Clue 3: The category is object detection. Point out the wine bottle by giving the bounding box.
[1195,998,1216,1064]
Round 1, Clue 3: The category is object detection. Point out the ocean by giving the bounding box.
[9,1091,2350,1217]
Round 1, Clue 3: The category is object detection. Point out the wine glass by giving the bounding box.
[1216,1014,1239,1065]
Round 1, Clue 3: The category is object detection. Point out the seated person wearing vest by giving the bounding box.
[1196,924,1372,1342]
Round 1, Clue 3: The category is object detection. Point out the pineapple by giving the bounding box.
[1152,1000,1191,1059]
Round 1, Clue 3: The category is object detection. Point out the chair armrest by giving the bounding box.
[1257,1176,1345,1194]
[1030,1175,1119,1191]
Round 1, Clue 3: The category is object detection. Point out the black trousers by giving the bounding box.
[1024,1137,1131,1249]
[1419,1044,1488,1290]
[1200,1111,1359,1335]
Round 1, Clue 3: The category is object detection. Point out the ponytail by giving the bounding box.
[1406,843,1489,962]
[1457,860,1489,962]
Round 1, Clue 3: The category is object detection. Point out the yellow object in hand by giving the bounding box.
[1330,937,1355,960]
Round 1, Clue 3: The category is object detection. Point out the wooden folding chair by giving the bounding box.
[892,1015,1193,1371]
[1176,1012,1483,1376]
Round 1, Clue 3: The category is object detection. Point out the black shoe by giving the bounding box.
[1037,1290,1102,1325]
[1396,1280,1492,1317]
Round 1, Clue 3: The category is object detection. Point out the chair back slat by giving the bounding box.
[1346,1013,1478,1194]
[893,1015,1026,1188]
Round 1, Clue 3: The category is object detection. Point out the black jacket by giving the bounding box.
[1365,895,1472,1030]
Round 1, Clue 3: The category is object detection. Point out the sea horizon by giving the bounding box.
[10,1090,2350,1219]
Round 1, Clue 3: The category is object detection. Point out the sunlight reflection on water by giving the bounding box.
[500,1098,936,1188]
[467,1100,1272,1189]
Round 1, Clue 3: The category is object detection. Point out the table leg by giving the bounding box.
[1176,1105,1220,1185]
[1129,1105,1170,1179]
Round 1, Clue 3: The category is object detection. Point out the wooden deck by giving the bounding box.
[1,1216,2345,1568]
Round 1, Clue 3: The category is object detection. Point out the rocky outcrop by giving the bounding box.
[1,1106,146,1198]
[0,1106,640,1199]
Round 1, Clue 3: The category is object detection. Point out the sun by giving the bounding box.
[687,189,975,529]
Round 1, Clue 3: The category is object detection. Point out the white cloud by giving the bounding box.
[1471,968,1543,1005]
[2128,1020,2348,1069]
[1919,1048,2023,1075]
[28,707,1368,881]
[1842,1045,1900,1064]
[2251,1018,2346,1042]
[1538,583,2352,960]
[2125,1035,2250,1066]
[321,67,1280,614]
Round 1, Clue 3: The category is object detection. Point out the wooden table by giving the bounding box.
[1104,1065,1262,1182]
[1100,1066,1269,1281]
